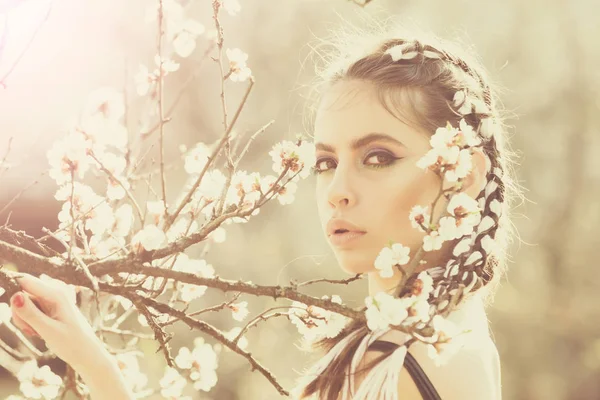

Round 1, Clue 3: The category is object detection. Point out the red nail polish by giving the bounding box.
[13,293,24,308]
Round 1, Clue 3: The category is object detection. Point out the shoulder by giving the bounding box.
[401,335,502,400]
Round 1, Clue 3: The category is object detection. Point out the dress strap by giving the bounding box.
[369,340,442,400]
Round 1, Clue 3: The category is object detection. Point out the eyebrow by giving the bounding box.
[315,132,406,153]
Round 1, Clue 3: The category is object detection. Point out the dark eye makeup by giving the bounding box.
[311,150,402,175]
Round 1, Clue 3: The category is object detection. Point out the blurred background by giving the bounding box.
[0,0,599,399]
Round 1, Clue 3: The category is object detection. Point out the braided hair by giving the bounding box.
[299,25,521,400]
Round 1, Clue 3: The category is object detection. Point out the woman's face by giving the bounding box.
[313,80,445,278]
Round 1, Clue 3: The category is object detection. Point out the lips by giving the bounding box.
[326,218,367,237]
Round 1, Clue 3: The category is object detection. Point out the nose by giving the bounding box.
[326,168,357,209]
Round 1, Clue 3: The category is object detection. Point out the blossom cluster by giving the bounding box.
[288,295,350,346]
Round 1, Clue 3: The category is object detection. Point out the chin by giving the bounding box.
[334,252,374,275]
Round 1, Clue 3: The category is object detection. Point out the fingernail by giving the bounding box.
[24,328,37,336]
[12,293,24,308]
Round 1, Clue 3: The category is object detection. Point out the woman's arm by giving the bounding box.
[9,274,134,399]
[75,345,135,400]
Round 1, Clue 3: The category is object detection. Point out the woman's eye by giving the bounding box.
[312,158,337,174]
[312,151,399,175]
[364,151,395,166]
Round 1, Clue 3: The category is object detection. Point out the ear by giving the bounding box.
[463,148,488,200]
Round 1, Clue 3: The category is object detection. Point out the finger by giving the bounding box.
[15,274,65,304]
[10,291,59,337]
[10,311,37,336]
[39,274,77,304]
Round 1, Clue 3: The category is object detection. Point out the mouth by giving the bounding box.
[328,230,367,247]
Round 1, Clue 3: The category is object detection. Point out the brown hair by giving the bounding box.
[300,21,522,400]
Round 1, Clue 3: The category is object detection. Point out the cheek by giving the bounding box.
[376,167,441,247]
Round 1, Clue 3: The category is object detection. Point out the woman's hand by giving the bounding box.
[9,273,107,371]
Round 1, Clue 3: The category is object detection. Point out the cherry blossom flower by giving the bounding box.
[47,133,91,185]
[409,205,430,232]
[226,48,252,82]
[229,301,249,321]
[131,224,167,251]
[444,148,473,182]
[171,19,205,58]
[422,229,445,251]
[134,64,155,96]
[112,204,134,237]
[426,315,466,366]
[114,353,148,392]
[225,327,248,350]
[268,140,316,181]
[146,200,166,225]
[184,142,211,174]
[416,145,460,172]
[439,192,482,239]
[17,360,62,400]
[208,226,227,243]
[89,234,125,259]
[85,201,115,235]
[82,87,124,122]
[458,119,482,147]
[174,337,218,392]
[159,367,188,399]
[222,0,241,15]
[289,295,349,344]
[166,216,199,243]
[412,271,434,300]
[385,43,418,61]
[374,243,410,278]
[154,54,180,75]
[364,292,412,331]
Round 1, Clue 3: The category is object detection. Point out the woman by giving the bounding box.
[9,24,517,400]
[289,24,516,399]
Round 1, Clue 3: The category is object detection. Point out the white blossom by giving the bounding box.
[47,133,91,185]
[422,229,444,252]
[226,48,252,82]
[426,315,465,366]
[268,140,316,181]
[17,361,62,400]
[444,148,473,182]
[184,142,211,174]
[159,366,188,399]
[413,271,434,300]
[134,64,155,96]
[175,337,218,392]
[166,216,198,243]
[112,204,134,237]
[224,327,248,350]
[171,19,205,58]
[409,205,430,232]
[222,0,241,16]
[208,226,227,243]
[114,353,148,392]
[131,224,167,251]
[458,119,482,147]
[154,54,180,74]
[289,295,349,344]
[364,292,412,331]
[82,87,125,122]
[374,243,410,278]
[230,301,249,321]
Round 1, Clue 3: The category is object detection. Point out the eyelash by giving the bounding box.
[311,151,401,175]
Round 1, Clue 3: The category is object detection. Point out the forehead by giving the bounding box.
[313,80,430,152]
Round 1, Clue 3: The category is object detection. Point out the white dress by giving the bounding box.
[291,293,493,400]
